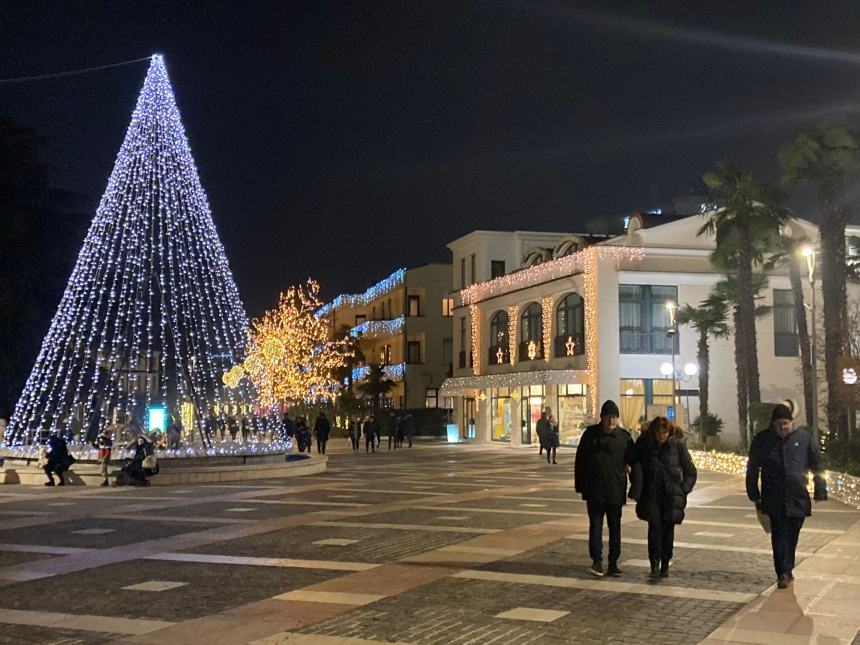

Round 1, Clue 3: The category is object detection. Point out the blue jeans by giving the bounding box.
[587,500,622,564]
[769,514,804,576]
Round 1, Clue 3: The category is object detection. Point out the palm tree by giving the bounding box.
[357,363,395,418]
[700,163,790,418]
[764,232,814,428]
[780,124,860,441]
[714,274,771,449]
[677,294,729,447]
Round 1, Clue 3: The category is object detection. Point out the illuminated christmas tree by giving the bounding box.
[4,55,255,446]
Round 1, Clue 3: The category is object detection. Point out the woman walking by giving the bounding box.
[631,417,697,579]
[546,414,559,464]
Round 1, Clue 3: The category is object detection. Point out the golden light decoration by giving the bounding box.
[583,246,600,417]
[470,305,480,376]
[541,296,553,362]
[478,390,487,401]
[527,340,538,361]
[510,389,521,401]
[222,364,245,389]
[242,279,353,407]
[496,347,504,364]
[507,305,518,367]
[565,336,576,356]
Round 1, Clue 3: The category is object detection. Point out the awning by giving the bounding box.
[441,369,588,396]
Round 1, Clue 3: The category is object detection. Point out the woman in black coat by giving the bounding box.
[631,416,697,579]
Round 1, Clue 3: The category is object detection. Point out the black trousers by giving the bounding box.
[366,436,375,452]
[769,514,804,576]
[44,464,68,483]
[350,435,359,450]
[647,520,675,562]
[546,445,556,463]
[317,438,327,454]
[586,500,622,564]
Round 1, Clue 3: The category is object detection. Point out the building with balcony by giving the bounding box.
[442,215,859,448]
[321,263,453,410]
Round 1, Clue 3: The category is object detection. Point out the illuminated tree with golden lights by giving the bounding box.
[233,280,352,407]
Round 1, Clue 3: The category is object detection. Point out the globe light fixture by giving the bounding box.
[684,362,698,377]
[660,362,674,377]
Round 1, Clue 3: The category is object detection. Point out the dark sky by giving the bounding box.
[3,0,860,317]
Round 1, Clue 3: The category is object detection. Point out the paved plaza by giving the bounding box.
[0,443,858,645]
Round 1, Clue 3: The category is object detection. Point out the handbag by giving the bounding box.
[142,454,157,469]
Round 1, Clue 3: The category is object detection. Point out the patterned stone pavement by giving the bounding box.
[0,442,858,645]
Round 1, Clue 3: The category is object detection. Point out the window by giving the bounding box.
[442,338,453,371]
[619,378,675,430]
[408,295,421,317]
[774,289,799,356]
[458,317,467,368]
[555,293,585,357]
[619,285,678,353]
[425,388,439,408]
[470,254,476,285]
[491,260,505,279]
[381,344,391,365]
[407,341,422,364]
[519,302,543,360]
[354,314,366,326]
[491,387,511,442]
[460,257,466,289]
[371,305,377,320]
[488,310,510,364]
[442,298,454,316]
[556,384,587,446]
[381,301,386,319]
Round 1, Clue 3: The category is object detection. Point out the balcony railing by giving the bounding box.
[619,329,678,354]
[518,340,544,361]
[488,345,511,365]
[554,333,585,357]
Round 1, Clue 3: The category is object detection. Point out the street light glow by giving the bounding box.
[660,362,674,376]
[684,362,698,376]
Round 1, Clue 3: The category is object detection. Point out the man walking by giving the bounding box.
[313,410,331,455]
[364,415,379,453]
[536,408,550,456]
[746,404,827,589]
[574,400,634,577]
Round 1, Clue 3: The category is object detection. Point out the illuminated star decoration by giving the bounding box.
[496,347,504,364]
[5,55,254,447]
[843,368,858,385]
[565,336,576,356]
[528,341,538,361]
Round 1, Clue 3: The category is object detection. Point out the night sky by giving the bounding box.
[3,1,860,317]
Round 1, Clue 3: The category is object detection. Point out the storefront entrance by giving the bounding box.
[463,397,476,439]
[519,385,544,444]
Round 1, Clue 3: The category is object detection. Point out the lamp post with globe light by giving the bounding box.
[801,245,818,444]
[666,302,678,421]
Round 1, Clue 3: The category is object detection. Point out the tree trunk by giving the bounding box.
[733,306,749,450]
[788,257,814,428]
[819,192,850,442]
[698,329,710,448]
[737,222,761,406]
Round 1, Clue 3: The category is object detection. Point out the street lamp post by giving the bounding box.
[666,302,677,422]
[802,246,818,444]
[683,362,699,429]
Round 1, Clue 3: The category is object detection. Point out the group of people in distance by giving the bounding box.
[574,399,827,588]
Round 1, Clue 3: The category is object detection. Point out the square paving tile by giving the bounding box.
[494,607,569,622]
[122,580,189,592]
[275,590,384,605]
[71,528,116,535]
[312,539,359,547]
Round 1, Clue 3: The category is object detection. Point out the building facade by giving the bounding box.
[322,263,453,410]
[443,215,858,448]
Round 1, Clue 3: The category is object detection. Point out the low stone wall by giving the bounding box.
[690,449,860,510]
[0,452,326,486]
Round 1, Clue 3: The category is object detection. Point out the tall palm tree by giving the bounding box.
[714,274,771,449]
[677,294,729,447]
[780,124,860,441]
[764,233,814,428]
[700,163,790,418]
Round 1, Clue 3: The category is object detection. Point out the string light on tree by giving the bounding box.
[4,55,254,447]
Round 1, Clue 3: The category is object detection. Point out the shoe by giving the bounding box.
[649,560,660,579]
[659,561,669,578]
[589,561,604,577]
[57,480,65,487]
[552,460,558,464]
[777,574,789,589]
[44,481,55,487]
[606,563,621,577]
[101,480,109,487]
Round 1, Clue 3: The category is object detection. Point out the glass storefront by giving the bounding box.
[520,385,545,444]
[556,383,587,446]
[620,378,674,433]
[491,387,512,442]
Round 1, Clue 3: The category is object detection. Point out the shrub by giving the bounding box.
[691,413,724,437]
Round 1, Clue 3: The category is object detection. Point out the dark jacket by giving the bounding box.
[574,423,634,505]
[746,426,826,519]
[536,417,550,443]
[46,435,73,468]
[363,419,379,438]
[547,422,560,448]
[314,416,331,440]
[631,435,697,524]
[282,416,295,438]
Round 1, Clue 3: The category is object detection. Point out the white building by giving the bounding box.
[442,214,857,448]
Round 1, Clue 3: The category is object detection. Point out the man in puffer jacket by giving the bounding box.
[746,404,827,589]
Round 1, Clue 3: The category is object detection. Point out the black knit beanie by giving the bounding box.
[770,404,793,424]
[600,400,620,418]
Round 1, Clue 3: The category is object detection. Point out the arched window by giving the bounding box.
[555,293,585,356]
[488,310,509,364]
[519,302,543,360]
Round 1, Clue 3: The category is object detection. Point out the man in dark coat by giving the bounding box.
[364,416,379,453]
[574,399,634,577]
[313,410,331,455]
[535,409,550,456]
[43,433,75,486]
[746,404,827,589]
[281,412,295,445]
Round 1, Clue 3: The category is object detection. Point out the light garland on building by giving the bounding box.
[583,247,600,417]
[350,316,404,339]
[352,362,406,383]
[470,305,480,376]
[541,297,553,362]
[507,306,519,367]
[459,245,645,306]
[317,268,406,316]
[689,450,860,510]
[441,369,588,396]
[4,55,255,447]
[239,280,352,407]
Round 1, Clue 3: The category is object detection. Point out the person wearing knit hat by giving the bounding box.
[746,403,827,590]
[574,399,634,577]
